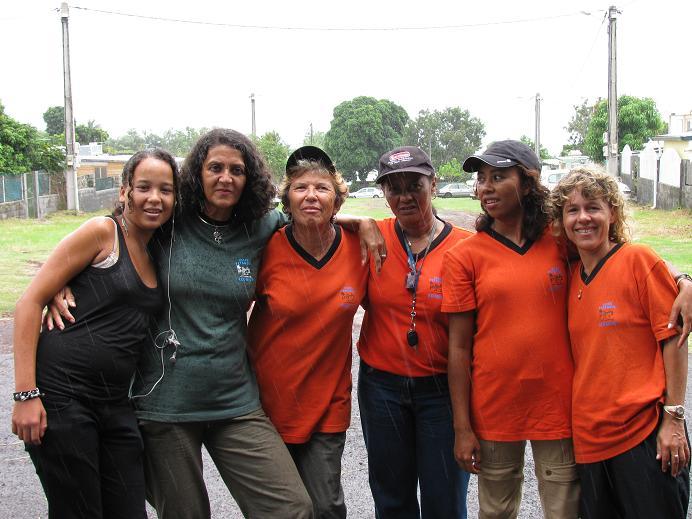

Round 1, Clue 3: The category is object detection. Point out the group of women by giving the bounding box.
[10,129,692,519]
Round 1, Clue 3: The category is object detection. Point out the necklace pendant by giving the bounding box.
[577,288,582,300]
[213,229,223,245]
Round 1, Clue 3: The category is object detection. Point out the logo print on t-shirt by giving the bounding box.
[340,286,356,308]
[547,266,565,292]
[598,301,618,327]
[428,276,443,300]
[235,258,253,283]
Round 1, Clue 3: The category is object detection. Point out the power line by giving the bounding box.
[71,5,592,32]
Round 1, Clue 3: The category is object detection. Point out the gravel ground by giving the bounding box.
[1,210,690,518]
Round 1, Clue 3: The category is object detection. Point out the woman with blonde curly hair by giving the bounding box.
[551,167,690,518]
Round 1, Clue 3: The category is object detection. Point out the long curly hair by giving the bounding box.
[549,167,630,244]
[475,165,550,242]
[179,128,274,225]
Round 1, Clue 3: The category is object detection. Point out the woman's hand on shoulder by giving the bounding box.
[356,217,386,273]
[11,399,47,445]
[334,214,387,272]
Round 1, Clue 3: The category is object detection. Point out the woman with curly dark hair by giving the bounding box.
[442,140,580,518]
[128,128,313,518]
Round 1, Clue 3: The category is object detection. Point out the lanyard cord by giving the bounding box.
[401,221,437,348]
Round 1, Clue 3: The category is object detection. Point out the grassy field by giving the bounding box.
[0,201,690,315]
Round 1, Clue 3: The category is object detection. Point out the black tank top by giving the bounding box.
[35,216,162,403]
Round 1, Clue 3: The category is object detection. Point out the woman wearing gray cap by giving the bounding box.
[357,146,473,518]
[442,140,580,518]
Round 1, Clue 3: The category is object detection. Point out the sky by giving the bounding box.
[1,0,690,157]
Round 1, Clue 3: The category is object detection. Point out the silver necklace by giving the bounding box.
[197,213,231,245]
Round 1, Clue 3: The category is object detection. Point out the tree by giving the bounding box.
[253,131,290,183]
[405,108,485,169]
[324,96,409,182]
[76,120,109,144]
[1,102,64,173]
[303,129,326,149]
[519,135,551,160]
[43,106,64,135]
[583,96,665,162]
[565,98,599,149]
[437,158,472,182]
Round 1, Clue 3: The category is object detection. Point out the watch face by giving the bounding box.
[674,406,685,418]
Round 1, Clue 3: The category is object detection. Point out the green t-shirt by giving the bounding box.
[133,210,287,422]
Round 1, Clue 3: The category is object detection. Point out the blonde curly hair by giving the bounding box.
[549,167,630,244]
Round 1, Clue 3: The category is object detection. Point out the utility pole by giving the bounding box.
[61,2,79,211]
[607,5,619,177]
[310,122,314,145]
[250,93,256,137]
[534,93,541,159]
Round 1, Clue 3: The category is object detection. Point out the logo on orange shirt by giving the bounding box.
[428,276,443,300]
[547,266,565,292]
[340,286,357,308]
[598,301,618,327]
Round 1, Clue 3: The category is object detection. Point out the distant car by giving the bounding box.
[542,170,568,191]
[438,183,472,198]
[350,187,384,198]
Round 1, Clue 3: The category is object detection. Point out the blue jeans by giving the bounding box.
[358,361,469,519]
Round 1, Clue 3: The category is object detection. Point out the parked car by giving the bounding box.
[438,183,472,198]
[350,187,384,198]
[541,170,568,191]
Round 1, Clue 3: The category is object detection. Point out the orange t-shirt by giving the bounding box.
[568,243,678,463]
[357,218,473,377]
[442,227,573,441]
[247,225,367,444]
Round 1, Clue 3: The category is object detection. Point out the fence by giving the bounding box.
[0,172,120,219]
[620,144,692,209]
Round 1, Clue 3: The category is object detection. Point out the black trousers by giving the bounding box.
[577,425,690,519]
[26,395,146,519]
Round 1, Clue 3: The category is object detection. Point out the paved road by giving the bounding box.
[3,312,691,518]
[1,208,690,517]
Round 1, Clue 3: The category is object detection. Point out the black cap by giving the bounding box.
[462,140,541,173]
[286,146,336,173]
[376,146,434,183]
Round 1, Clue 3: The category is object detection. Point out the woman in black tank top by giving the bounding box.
[11,149,178,519]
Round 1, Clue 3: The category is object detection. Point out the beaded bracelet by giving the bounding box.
[13,388,44,402]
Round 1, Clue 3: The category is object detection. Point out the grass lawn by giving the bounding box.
[0,201,690,315]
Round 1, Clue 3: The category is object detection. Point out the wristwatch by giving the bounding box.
[663,405,685,420]
[675,273,692,286]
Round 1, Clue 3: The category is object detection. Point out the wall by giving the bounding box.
[0,201,26,219]
[78,187,119,213]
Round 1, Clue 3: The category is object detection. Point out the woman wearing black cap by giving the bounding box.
[442,140,580,518]
[357,146,473,518]
[247,146,368,519]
